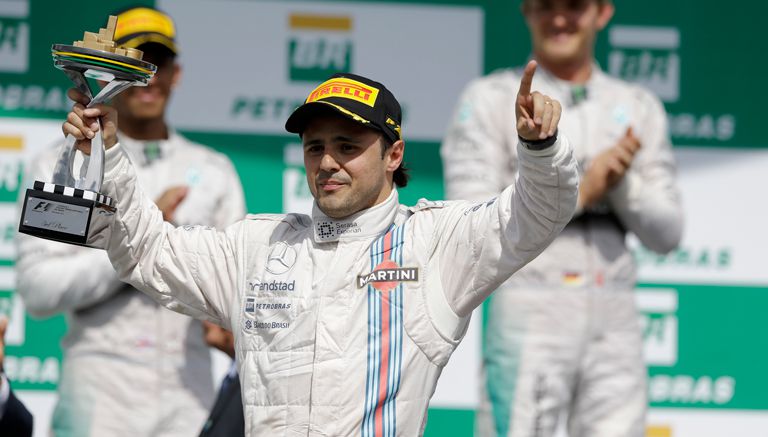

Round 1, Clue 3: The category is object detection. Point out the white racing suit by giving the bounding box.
[91,133,577,436]
[441,66,683,437]
[15,131,246,437]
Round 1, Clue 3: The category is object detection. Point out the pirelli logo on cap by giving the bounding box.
[306,78,379,107]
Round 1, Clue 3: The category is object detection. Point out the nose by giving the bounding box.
[552,10,568,27]
[319,152,340,172]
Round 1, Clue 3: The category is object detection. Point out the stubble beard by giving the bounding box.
[315,179,383,219]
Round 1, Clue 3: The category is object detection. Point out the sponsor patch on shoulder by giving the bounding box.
[409,198,446,212]
[463,198,496,215]
[182,224,214,231]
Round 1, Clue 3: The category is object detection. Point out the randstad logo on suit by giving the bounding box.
[288,13,352,82]
[248,280,296,292]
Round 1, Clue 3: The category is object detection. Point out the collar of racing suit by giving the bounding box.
[534,61,608,108]
[118,129,180,167]
[311,187,399,243]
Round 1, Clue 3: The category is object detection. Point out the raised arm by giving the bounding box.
[436,61,579,317]
[61,89,243,326]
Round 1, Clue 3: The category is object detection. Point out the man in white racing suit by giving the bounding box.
[61,64,578,436]
[15,7,246,437]
[441,1,683,436]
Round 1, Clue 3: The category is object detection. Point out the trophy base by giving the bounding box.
[18,181,116,249]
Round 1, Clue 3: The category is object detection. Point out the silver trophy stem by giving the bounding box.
[51,74,134,192]
[63,69,93,99]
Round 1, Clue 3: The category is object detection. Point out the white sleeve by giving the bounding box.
[15,151,126,318]
[99,144,244,326]
[436,136,579,317]
[441,78,515,202]
[608,93,683,254]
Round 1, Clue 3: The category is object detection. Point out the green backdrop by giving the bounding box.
[0,1,765,436]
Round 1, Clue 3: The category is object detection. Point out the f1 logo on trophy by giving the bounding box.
[18,16,156,248]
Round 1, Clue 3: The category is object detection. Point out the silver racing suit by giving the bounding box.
[91,133,577,436]
[441,65,683,437]
[15,131,246,437]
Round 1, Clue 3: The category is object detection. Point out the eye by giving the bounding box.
[340,143,358,153]
[533,0,554,12]
[305,144,324,155]
[568,0,587,11]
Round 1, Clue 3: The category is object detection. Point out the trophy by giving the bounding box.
[18,16,156,248]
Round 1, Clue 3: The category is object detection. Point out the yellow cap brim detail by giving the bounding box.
[317,101,371,125]
[115,8,175,40]
[386,117,402,139]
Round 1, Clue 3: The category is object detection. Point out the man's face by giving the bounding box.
[302,115,402,219]
[112,49,179,121]
[523,0,613,67]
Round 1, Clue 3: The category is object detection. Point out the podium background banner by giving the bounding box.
[1,1,765,435]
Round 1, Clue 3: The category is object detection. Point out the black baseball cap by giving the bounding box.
[285,73,402,143]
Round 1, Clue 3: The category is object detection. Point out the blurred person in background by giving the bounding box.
[198,321,244,437]
[15,6,245,437]
[441,0,683,436]
[0,317,33,437]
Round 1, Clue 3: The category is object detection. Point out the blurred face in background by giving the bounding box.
[522,0,614,68]
[111,45,180,122]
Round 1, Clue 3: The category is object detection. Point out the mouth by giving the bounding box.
[134,88,161,103]
[318,180,347,192]
[547,28,575,41]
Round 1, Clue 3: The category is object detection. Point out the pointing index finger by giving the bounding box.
[517,60,537,98]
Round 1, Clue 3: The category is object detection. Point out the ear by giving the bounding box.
[171,62,182,90]
[520,1,528,16]
[595,2,615,30]
[385,139,405,173]
[520,1,533,23]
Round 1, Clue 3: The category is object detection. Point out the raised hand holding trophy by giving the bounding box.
[18,16,156,248]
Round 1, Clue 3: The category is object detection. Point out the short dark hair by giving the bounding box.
[380,137,409,188]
